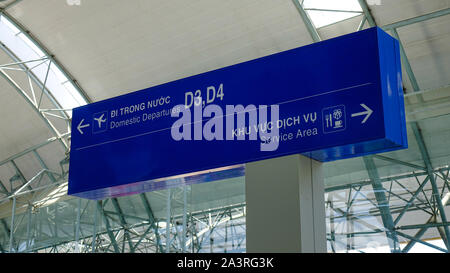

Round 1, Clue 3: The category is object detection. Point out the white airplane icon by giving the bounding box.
[94,113,107,128]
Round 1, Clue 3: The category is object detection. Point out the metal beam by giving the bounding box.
[102,210,148,222]
[165,189,171,253]
[393,175,430,225]
[98,201,119,253]
[0,10,91,104]
[0,11,92,177]
[131,225,154,252]
[357,16,367,31]
[0,47,70,126]
[181,185,187,252]
[382,8,450,30]
[74,199,81,252]
[401,225,429,253]
[357,0,376,27]
[372,155,426,171]
[0,179,9,195]
[0,219,15,252]
[325,166,450,192]
[411,122,450,248]
[33,150,57,183]
[0,0,23,11]
[0,134,67,167]
[139,193,163,253]
[396,221,450,231]
[10,160,33,192]
[363,156,400,252]
[390,28,421,93]
[111,198,134,252]
[304,8,363,14]
[9,197,16,252]
[294,6,400,252]
[0,68,68,149]
[359,0,450,252]
[397,231,448,253]
[292,0,321,42]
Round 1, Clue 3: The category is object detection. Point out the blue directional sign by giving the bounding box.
[68,27,407,199]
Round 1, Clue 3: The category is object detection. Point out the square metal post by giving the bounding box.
[245,154,326,252]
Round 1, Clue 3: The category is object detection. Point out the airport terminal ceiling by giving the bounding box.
[0,0,449,253]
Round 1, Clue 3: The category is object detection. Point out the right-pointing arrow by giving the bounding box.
[351,103,373,124]
[77,119,90,134]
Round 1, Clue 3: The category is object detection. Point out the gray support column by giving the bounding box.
[245,154,326,253]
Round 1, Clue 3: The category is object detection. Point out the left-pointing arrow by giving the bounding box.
[77,119,90,134]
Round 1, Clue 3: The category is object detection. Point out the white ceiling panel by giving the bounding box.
[318,14,366,40]
[396,15,450,91]
[370,0,449,26]
[0,54,54,162]
[7,0,313,102]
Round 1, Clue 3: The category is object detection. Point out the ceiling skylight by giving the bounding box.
[302,0,363,28]
[0,14,87,116]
